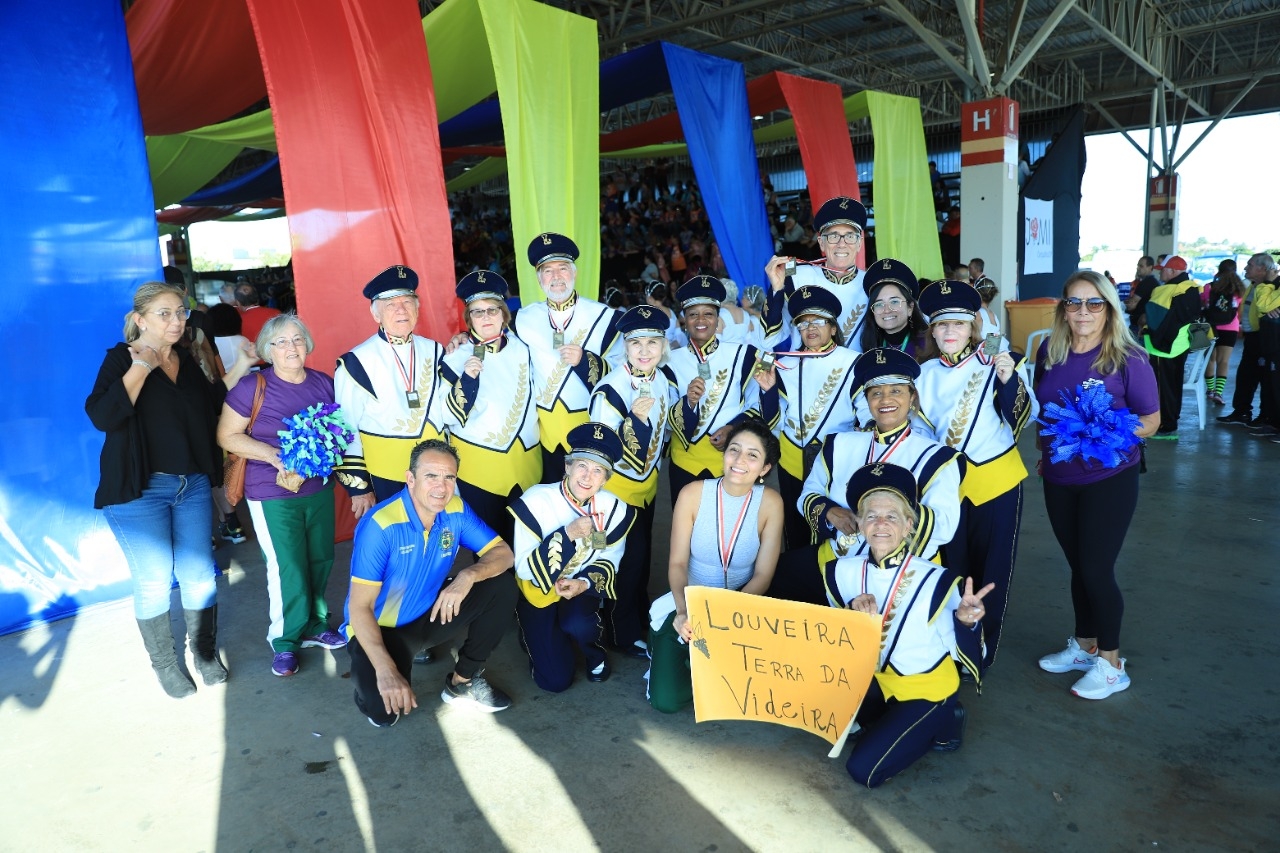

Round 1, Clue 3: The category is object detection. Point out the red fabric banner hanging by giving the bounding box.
[126,0,268,135]
[245,0,455,540]
[773,72,861,208]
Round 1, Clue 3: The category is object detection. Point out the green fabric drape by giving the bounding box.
[182,109,278,151]
[846,91,944,280]
[423,0,598,302]
[445,156,507,191]
[147,136,243,209]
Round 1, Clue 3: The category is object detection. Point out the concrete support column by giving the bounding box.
[960,97,1019,315]
[1145,173,1180,260]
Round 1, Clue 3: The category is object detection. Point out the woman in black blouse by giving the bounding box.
[86,282,253,698]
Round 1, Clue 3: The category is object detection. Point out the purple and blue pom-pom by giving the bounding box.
[1038,380,1140,469]
[277,403,355,479]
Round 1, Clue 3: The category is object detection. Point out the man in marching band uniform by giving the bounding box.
[509,423,637,691]
[589,306,679,659]
[770,347,961,605]
[763,196,870,351]
[665,276,763,504]
[335,266,448,519]
[753,286,859,548]
[915,280,1031,670]
[441,270,541,544]
[511,233,623,482]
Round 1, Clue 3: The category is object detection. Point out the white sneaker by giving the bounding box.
[1038,637,1098,673]
[1071,657,1130,700]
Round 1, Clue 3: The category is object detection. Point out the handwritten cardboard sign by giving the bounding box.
[685,587,879,746]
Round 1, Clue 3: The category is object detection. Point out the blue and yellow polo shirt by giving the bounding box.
[341,489,502,637]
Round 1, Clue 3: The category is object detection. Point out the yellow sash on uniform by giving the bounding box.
[779,435,806,480]
[517,576,560,608]
[537,399,589,452]
[671,433,724,478]
[452,435,542,498]
[875,656,960,702]
[958,446,1027,505]
[362,428,444,482]
[606,468,659,508]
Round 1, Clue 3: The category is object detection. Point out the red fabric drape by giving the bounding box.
[245,0,455,540]
[773,72,861,210]
[126,0,268,135]
[599,113,685,153]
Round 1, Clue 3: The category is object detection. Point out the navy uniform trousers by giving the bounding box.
[604,500,655,650]
[847,680,960,788]
[517,594,606,693]
[942,483,1023,669]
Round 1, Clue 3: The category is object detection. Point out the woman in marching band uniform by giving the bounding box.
[589,306,679,658]
[648,420,784,713]
[763,197,870,350]
[915,280,1031,670]
[665,276,763,504]
[769,347,961,605]
[823,463,991,788]
[855,258,930,367]
[509,424,636,691]
[441,271,540,544]
[754,286,858,548]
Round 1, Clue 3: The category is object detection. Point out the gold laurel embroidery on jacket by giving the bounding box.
[645,404,667,464]
[799,369,843,442]
[587,356,601,386]
[562,541,589,579]
[840,304,865,340]
[671,397,687,446]
[944,368,986,449]
[450,379,468,420]
[537,328,589,407]
[822,269,858,286]
[880,564,916,654]
[546,531,564,584]
[336,470,369,490]
[1009,378,1030,436]
[696,367,731,432]
[587,571,607,594]
[621,416,643,461]
[484,361,530,447]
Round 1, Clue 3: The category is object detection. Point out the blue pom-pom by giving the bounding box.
[1037,380,1140,469]
[277,403,356,480]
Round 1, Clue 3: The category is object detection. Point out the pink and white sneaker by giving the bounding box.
[1038,637,1098,673]
[1071,657,1130,700]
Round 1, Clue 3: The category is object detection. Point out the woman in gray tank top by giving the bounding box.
[648,420,785,713]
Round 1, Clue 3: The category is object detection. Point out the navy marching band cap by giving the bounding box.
[845,461,919,517]
[616,305,670,339]
[566,422,623,472]
[787,285,842,323]
[919,279,982,324]
[853,346,921,392]
[527,232,579,267]
[455,270,508,303]
[813,196,868,234]
[363,265,419,301]
[676,275,727,309]
[863,258,919,301]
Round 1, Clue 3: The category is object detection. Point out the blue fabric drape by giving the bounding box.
[182,156,283,206]
[662,42,774,290]
[0,0,157,634]
[1018,107,1086,297]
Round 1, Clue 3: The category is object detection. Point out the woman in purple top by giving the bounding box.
[218,315,346,678]
[1032,271,1160,701]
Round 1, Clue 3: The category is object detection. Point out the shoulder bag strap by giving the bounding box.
[245,373,267,434]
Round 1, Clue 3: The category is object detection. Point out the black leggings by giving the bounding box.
[1042,464,1139,651]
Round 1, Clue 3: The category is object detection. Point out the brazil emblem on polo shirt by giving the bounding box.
[440,528,455,554]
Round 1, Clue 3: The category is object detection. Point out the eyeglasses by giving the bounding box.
[1064,297,1107,314]
[149,308,189,322]
[270,336,307,349]
[468,306,503,319]
[795,318,830,331]
[871,297,907,313]
[820,232,860,245]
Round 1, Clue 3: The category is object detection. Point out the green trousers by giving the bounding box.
[648,612,694,714]
[247,482,336,652]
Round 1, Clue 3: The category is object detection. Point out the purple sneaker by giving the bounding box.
[300,629,347,650]
[272,651,299,677]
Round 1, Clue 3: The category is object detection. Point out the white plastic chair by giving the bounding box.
[1018,328,1051,420]
[1025,328,1051,360]
[1182,344,1213,430]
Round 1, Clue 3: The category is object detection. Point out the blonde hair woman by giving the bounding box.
[86,282,254,698]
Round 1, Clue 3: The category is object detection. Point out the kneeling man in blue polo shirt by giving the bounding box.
[342,439,517,726]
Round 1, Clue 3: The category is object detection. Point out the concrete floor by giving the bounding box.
[2,378,1277,852]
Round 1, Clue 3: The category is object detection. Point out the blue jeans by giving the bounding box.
[104,473,217,619]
